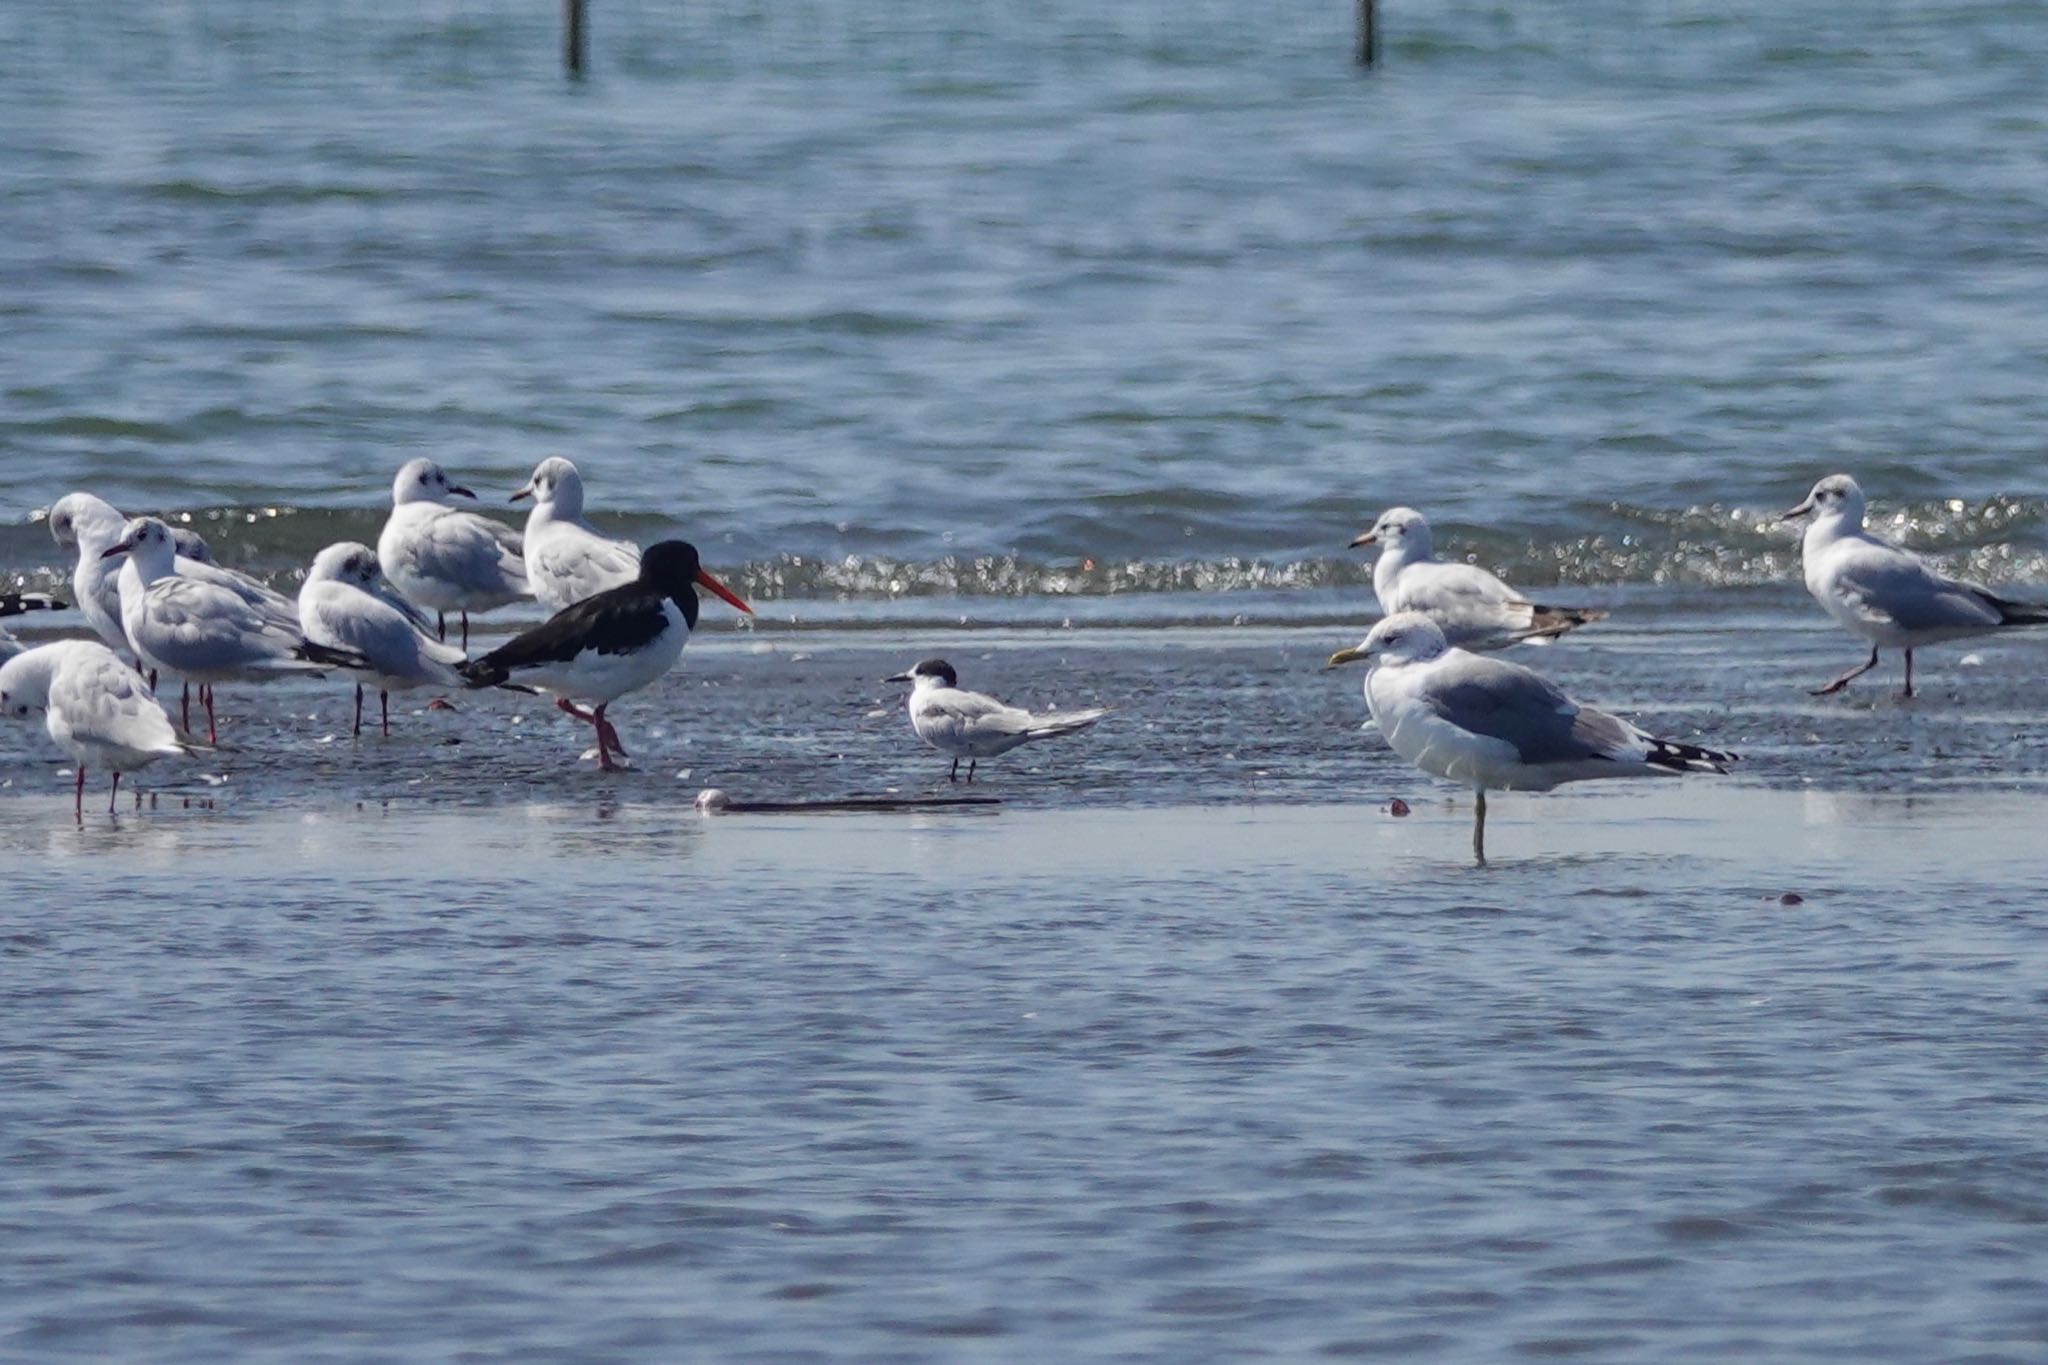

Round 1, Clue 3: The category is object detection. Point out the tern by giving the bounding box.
[1328,612,1734,863]
[459,540,752,770]
[510,457,643,613]
[883,658,1106,783]
[300,542,472,737]
[377,458,530,648]
[102,517,367,743]
[1350,507,1606,650]
[0,641,203,816]
[1781,474,2048,698]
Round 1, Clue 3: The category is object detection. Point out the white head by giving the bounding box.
[391,458,477,508]
[0,642,70,717]
[510,457,586,517]
[99,516,180,581]
[1349,506,1434,558]
[1326,611,1452,670]
[884,658,959,690]
[307,541,385,590]
[1780,474,1866,529]
[46,492,125,551]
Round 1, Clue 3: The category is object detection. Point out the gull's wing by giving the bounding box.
[1828,540,2002,634]
[140,578,301,661]
[48,649,184,757]
[1393,561,1525,613]
[531,526,642,607]
[407,510,529,595]
[1421,654,1638,766]
[302,583,464,684]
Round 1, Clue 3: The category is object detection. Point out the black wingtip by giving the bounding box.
[1646,738,1738,774]
[296,640,373,673]
[457,659,508,690]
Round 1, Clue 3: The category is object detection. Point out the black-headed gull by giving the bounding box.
[1327,612,1734,863]
[882,659,1106,783]
[510,457,642,613]
[459,540,751,771]
[300,542,470,737]
[0,640,201,816]
[377,458,530,648]
[1781,474,2048,698]
[1349,507,1606,650]
[48,491,297,663]
[101,517,365,743]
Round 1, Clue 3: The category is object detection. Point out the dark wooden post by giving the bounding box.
[564,0,587,76]
[1357,0,1378,66]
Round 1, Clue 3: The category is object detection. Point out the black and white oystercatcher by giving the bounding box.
[459,540,753,770]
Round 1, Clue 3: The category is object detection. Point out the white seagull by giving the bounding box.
[883,659,1107,783]
[1327,612,1735,862]
[0,640,201,816]
[102,517,365,743]
[1781,474,2048,697]
[510,457,643,613]
[377,458,531,648]
[1350,507,1606,650]
[300,542,471,737]
[459,540,752,770]
[48,492,298,663]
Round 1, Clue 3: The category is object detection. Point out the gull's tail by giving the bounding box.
[1644,737,1736,775]
[1988,592,2048,628]
[0,592,65,618]
[1024,707,1107,741]
[1515,604,1609,643]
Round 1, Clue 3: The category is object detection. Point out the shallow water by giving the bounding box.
[7,1,2048,1358]
[5,786,2048,1361]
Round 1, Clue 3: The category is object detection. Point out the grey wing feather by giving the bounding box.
[1426,657,1633,765]
[421,512,529,594]
[1834,545,2000,632]
[923,689,1036,734]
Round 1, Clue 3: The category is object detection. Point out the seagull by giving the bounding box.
[883,659,1107,783]
[510,457,643,613]
[1781,474,2048,698]
[47,492,297,680]
[102,517,367,743]
[1349,507,1607,650]
[459,540,752,770]
[377,458,530,648]
[1327,612,1735,863]
[0,641,201,816]
[300,542,471,737]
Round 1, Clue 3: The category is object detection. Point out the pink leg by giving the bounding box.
[203,685,218,746]
[594,704,624,772]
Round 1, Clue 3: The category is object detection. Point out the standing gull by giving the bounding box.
[1350,507,1606,650]
[459,540,752,771]
[0,641,201,816]
[48,492,298,664]
[102,517,366,743]
[510,457,642,613]
[1327,612,1734,862]
[1782,474,2048,698]
[299,542,469,737]
[883,659,1106,783]
[377,458,530,648]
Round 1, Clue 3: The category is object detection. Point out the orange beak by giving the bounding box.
[695,568,753,615]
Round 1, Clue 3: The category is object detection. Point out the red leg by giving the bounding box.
[594,704,624,772]
[555,696,595,723]
[204,685,218,746]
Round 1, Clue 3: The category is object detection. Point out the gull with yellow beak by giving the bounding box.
[1349,506,1606,650]
[1328,612,1735,863]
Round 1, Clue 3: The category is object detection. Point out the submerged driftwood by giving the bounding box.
[694,788,1000,814]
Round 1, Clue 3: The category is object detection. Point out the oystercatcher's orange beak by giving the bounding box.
[696,569,753,615]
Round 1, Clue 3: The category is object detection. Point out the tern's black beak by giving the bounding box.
[883,672,912,683]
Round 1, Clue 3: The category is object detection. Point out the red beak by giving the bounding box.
[695,568,753,615]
